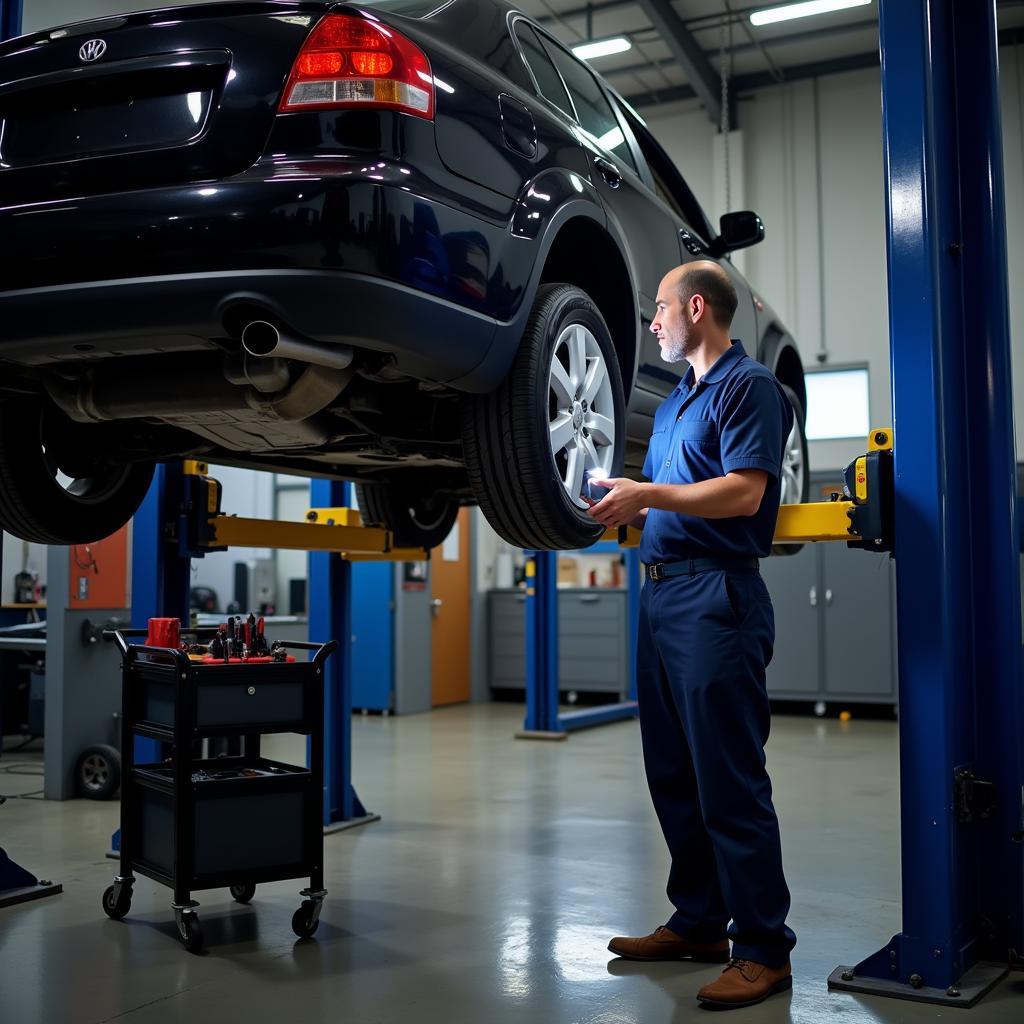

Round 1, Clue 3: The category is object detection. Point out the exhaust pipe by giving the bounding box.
[242,321,354,371]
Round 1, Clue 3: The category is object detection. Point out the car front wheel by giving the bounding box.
[462,283,625,550]
[0,399,155,545]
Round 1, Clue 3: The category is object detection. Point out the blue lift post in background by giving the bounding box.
[308,479,377,831]
[518,543,641,739]
[828,0,1024,1007]
[1,0,21,44]
[112,463,207,854]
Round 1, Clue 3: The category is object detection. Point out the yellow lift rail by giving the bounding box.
[183,462,430,562]
[184,427,893,558]
[603,428,894,550]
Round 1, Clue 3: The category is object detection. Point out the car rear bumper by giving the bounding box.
[0,166,516,391]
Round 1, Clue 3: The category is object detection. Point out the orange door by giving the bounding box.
[430,508,471,706]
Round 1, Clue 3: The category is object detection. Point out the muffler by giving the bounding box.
[241,321,354,371]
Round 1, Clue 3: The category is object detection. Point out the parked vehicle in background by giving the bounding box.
[0,0,807,550]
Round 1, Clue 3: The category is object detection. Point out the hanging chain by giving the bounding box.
[719,15,733,214]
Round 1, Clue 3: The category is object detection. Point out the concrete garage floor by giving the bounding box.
[1,704,1021,1023]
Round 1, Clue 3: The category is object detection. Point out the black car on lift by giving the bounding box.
[0,0,807,551]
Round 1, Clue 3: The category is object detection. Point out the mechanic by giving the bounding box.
[588,261,797,1011]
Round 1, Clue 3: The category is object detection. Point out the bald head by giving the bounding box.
[666,261,738,330]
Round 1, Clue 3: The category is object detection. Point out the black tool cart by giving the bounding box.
[101,627,336,953]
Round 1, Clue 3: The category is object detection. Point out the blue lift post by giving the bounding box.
[0,0,21,44]
[308,479,377,831]
[111,463,204,854]
[828,0,1024,1006]
[518,544,641,739]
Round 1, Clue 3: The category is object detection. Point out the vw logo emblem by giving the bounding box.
[79,39,107,62]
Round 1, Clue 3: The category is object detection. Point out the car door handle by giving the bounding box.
[594,157,622,189]
[679,228,706,256]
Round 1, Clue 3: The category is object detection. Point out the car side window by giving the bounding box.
[514,22,575,120]
[536,35,638,173]
[619,104,714,241]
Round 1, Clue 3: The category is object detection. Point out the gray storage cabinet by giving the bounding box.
[488,588,629,696]
[761,472,897,704]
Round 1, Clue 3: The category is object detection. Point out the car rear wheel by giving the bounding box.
[356,482,459,550]
[0,398,155,545]
[771,383,810,557]
[462,283,625,550]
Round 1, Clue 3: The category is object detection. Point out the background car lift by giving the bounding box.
[1,0,1022,1009]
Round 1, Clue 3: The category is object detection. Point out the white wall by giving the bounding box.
[642,52,1024,470]
[189,464,274,612]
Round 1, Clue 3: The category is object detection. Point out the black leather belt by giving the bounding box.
[645,556,759,581]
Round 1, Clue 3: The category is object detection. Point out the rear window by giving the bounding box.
[536,35,637,172]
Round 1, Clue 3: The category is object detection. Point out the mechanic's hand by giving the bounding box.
[586,477,648,529]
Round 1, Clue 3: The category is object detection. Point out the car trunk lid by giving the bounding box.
[0,2,326,203]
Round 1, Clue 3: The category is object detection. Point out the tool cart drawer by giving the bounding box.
[130,759,314,881]
[129,654,315,735]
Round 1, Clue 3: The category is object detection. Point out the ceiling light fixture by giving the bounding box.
[749,0,871,28]
[572,36,632,61]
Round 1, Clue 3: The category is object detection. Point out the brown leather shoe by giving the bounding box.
[608,926,730,963]
[696,958,792,1010]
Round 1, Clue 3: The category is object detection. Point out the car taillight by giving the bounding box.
[279,14,434,119]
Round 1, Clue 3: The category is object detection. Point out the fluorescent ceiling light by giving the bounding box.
[572,37,631,60]
[750,0,871,27]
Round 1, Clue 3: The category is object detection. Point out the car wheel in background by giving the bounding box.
[771,383,810,557]
[461,283,625,550]
[356,482,459,550]
[0,399,155,545]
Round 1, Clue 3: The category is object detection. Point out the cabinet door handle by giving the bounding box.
[809,586,818,607]
[578,594,601,603]
[825,588,834,606]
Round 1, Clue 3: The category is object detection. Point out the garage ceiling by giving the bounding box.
[515,0,1024,117]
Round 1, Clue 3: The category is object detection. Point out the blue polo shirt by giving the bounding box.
[639,341,793,563]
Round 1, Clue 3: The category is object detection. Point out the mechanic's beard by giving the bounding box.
[660,329,690,364]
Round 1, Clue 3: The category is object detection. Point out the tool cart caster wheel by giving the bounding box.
[101,884,131,920]
[229,883,256,904]
[291,901,320,939]
[177,914,204,953]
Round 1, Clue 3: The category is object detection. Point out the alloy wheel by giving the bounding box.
[548,323,617,508]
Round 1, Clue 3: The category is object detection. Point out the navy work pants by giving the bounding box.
[637,566,796,967]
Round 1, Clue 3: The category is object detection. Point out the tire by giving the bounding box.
[461,284,626,550]
[102,884,131,921]
[291,900,320,939]
[229,883,256,904]
[177,914,204,954]
[771,384,810,558]
[0,398,155,545]
[355,482,459,549]
[75,744,121,800]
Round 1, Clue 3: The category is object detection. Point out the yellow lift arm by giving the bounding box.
[182,462,431,562]
[181,429,893,558]
[604,428,895,551]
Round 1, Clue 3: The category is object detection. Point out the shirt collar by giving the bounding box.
[672,340,746,395]
[701,340,746,384]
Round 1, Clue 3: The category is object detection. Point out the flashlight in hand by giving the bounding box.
[585,468,611,502]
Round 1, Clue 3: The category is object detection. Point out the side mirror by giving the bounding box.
[708,211,764,258]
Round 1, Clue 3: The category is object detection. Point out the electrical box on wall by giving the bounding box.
[68,526,129,610]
